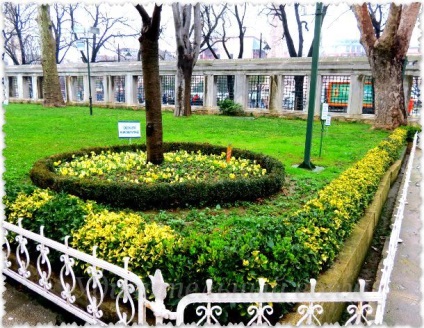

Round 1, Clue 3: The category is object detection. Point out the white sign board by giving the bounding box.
[118,121,141,139]
[321,103,329,120]
[325,115,332,126]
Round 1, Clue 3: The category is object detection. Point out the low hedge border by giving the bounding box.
[282,151,405,324]
[29,142,285,210]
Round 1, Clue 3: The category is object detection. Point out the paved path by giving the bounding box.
[2,280,58,326]
[382,144,422,326]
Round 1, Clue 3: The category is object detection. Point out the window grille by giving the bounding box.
[8,77,18,98]
[93,77,104,102]
[114,76,125,103]
[191,75,204,106]
[216,75,235,103]
[161,75,175,105]
[282,75,308,111]
[410,77,421,115]
[362,76,374,114]
[321,75,350,113]
[76,76,84,102]
[248,75,270,109]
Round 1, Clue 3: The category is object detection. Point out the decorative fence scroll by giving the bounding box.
[2,133,418,326]
[2,219,146,326]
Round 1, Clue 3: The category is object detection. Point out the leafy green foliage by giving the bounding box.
[218,99,245,116]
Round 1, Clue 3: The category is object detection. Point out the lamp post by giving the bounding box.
[298,2,323,170]
[74,26,100,116]
[256,33,271,108]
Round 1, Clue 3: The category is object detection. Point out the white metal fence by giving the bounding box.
[2,134,418,326]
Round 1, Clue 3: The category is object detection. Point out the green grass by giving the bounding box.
[3,103,391,233]
[3,103,389,189]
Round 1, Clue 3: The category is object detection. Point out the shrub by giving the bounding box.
[218,99,245,116]
[29,143,285,210]
[5,189,95,243]
[71,210,177,276]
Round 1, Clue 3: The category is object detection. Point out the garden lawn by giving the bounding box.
[3,103,389,188]
[3,103,390,234]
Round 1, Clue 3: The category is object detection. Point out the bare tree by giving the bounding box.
[50,4,80,64]
[3,3,39,65]
[352,2,421,129]
[38,4,65,107]
[172,2,202,117]
[71,4,139,63]
[135,4,164,165]
[200,4,228,59]
[199,4,247,100]
[267,4,328,111]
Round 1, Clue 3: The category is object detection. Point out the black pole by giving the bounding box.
[298,2,323,170]
[256,33,262,108]
[87,39,93,116]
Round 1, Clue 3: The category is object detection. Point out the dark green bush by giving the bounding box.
[218,99,245,116]
[403,125,421,141]
[29,143,285,210]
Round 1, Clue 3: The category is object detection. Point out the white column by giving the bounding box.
[83,75,89,102]
[125,74,134,105]
[4,77,9,102]
[347,74,364,115]
[31,75,39,100]
[16,74,24,99]
[205,74,215,107]
[132,76,139,105]
[234,74,247,109]
[269,75,282,113]
[101,76,108,102]
[107,76,114,103]
[65,76,72,102]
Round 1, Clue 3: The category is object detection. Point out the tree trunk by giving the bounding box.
[172,3,202,117]
[175,56,194,116]
[352,3,421,130]
[38,5,65,107]
[370,51,406,129]
[136,4,163,164]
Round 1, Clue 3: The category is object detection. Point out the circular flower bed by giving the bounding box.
[30,142,285,210]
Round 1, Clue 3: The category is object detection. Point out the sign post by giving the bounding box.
[118,121,141,143]
[319,103,329,158]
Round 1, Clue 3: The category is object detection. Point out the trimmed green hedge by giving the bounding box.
[29,142,285,210]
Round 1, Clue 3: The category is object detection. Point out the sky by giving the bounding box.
[103,2,420,58]
[3,1,422,62]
